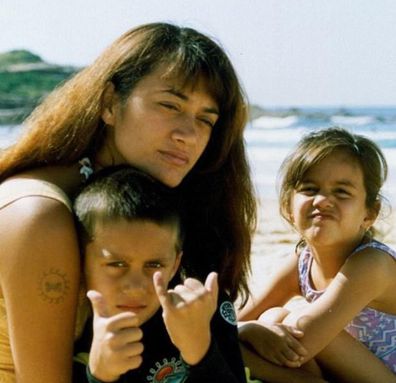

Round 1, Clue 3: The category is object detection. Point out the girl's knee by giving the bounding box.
[258,307,290,325]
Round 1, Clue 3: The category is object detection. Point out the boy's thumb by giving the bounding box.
[205,272,219,303]
[87,290,109,318]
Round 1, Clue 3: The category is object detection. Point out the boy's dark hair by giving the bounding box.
[74,165,183,250]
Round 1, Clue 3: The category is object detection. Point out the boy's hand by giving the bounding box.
[239,321,307,368]
[153,271,218,365]
[87,290,144,382]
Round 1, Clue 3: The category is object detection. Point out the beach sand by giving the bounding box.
[248,197,396,298]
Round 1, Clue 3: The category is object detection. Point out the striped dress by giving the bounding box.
[298,240,396,372]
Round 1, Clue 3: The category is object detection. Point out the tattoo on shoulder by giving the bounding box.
[38,268,70,304]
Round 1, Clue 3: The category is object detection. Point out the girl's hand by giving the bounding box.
[153,271,218,365]
[87,290,144,382]
[239,321,307,368]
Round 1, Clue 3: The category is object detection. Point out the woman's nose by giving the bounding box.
[171,114,197,144]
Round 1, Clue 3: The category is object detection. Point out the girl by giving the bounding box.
[0,23,256,382]
[239,127,396,382]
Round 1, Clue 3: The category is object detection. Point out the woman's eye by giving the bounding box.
[198,117,215,128]
[159,102,178,111]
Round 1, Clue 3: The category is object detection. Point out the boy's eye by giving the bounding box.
[145,262,163,269]
[107,261,128,268]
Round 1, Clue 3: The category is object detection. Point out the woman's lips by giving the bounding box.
[159,150,189,166]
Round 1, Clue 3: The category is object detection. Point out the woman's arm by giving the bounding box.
[282,248,394,361]
[0,197,81,382]
[238,254,300,321]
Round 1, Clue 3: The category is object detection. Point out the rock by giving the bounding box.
[0,50,78,125]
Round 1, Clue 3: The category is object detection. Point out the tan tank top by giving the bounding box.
[0,178,89,382]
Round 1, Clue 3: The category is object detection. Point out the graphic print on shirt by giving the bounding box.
[220,301,237,325]
[146,357,188,383]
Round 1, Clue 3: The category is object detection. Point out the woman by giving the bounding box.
[0,23,256,382]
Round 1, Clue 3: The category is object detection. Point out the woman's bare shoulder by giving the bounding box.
[0,189,73,227]
[0,173,73,213]
[0,192,79,267]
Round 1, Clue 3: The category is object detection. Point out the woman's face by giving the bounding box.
[99,64,219,187]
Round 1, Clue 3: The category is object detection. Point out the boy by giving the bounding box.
[73,166,247,383]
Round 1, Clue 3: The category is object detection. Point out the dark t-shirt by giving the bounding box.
[73,292,246,383]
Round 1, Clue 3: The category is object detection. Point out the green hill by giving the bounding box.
[0,50,42,70]
[0,50,78,124]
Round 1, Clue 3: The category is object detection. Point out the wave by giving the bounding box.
[245,126,315,146]
[250,107,396,131]
[251,114,383,130]
[251,115,298,129]
[331,115,377,126]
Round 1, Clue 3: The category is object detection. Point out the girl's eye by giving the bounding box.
[107,261,127,268]
[335,189,351,198]
[297,185,317,195]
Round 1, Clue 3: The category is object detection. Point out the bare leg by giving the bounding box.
[258,307,290,325]
[316,331,396,383]
[240,343,328,383]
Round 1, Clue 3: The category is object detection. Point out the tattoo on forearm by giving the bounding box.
[38,268,70,304]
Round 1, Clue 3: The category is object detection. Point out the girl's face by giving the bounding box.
[85,219,181,324]
[289,150,377,251]
[99,64,219,187]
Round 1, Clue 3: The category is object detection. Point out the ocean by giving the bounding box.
[1,106,396,204]
[245,106,396,205]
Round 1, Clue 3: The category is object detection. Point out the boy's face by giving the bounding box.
[85,218,181,324]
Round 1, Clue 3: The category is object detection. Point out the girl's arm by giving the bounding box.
[238,253,300,321]
[241,328,396,383]
[282,247,394,361]
[238,254,307,367]
[0,197,81,382]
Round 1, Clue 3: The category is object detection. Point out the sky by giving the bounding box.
[1,0,396,107]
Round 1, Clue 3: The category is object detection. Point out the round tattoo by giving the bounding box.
[38,269,70,304]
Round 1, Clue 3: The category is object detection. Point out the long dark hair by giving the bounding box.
[0,22,257,303]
